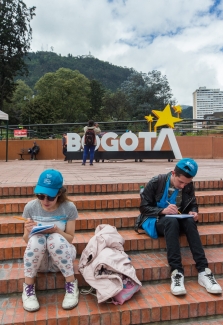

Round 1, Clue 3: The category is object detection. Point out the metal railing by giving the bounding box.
[1,118,223,139]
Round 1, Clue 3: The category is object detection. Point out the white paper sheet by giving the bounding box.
[165,214,193,219]
[29,224,54,237]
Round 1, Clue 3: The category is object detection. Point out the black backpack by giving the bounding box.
[85,129,95,146]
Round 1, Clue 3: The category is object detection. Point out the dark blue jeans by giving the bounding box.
[30,149,37,160]
[156,216,208,274]
[83,145,96,164]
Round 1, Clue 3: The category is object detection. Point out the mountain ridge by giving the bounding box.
[18,51,134,92]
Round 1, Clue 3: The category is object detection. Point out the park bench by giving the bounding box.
[18,149,30,160]
[18,148,39,160]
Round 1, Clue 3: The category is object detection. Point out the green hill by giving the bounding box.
[17,51,134,91]
[181,105,193,119]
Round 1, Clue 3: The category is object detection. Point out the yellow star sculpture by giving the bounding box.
[173,105,182,118]
[173,105,182,114]
[144,114,154,132]
[145,114,154,123]
[152,104,182,129]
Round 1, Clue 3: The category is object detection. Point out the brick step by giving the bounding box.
[0,194,140,214]
[0,180,223,197]
[1,247,223,294]
[1,224,223,260]
[1,205,223,235]
[1,191,223,215]
[0,210,138,235]
[0,183,142,198]
[1,278,223,325]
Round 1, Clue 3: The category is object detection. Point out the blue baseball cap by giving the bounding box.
[176,158,198,177]
[34,169,63,197]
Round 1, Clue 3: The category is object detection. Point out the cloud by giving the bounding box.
[24,0,223,105]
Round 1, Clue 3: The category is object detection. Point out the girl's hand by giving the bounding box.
[24,218,37,233]
[41,224,57,234]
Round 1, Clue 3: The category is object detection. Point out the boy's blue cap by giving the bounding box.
[34,169,63,197]
[176,158,198,177]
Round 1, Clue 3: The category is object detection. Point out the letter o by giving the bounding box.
[120,133,138,151]
[100,132,118,151]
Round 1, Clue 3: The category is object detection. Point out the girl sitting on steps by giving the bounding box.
[22,169,79,312]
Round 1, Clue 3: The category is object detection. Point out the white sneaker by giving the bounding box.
[171,270,187,295]
[22,283,40,312]
[62,279,79,310]
[198,268,222,294]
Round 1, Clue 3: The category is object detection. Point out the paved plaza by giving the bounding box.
[0,158,223,186]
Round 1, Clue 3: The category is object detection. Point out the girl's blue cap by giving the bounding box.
[34,169,63,197]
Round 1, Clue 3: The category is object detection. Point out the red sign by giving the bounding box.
[14,129,27,137]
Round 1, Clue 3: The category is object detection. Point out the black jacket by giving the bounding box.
[139,172,198,218]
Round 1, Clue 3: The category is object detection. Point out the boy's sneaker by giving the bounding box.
[198,268,222,294]
[171,269,187,295]
[22,283,40,312]
[62,279,79,310]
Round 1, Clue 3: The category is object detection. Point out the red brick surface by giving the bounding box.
[1,173,223,324]
[1,282,223,325]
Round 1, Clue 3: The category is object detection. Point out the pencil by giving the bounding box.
[166,201,181,214]
[13,216,27,222]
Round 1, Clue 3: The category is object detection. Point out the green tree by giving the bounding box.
[18,52,132,92]
[0,0,36,110]
[120,70,175,119]
[21,97,56,125]
[143,70,174,108]
[89,79,105,121]
[34,68,91,123]
[103,90,131,121]
[3,79,33,124]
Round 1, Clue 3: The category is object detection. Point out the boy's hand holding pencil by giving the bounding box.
[161,201,181,215]
[166,201,181,214]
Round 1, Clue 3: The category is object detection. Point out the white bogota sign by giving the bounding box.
[67,128,182,159]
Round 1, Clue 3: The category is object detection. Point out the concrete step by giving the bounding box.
[1,247,223,294]
[1,278,223,325]
[179,319,223,325]
[1,205,223,235]
[1,224,223,260]
[1,191,223,215]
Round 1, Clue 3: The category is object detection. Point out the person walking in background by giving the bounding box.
[82,120,101,166]
[22,169,79,311]
[62,133,68,161]
[138,158,222,296]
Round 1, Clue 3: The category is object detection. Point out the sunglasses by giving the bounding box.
[36,194,57,201]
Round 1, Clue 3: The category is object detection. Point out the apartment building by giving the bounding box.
[193,87,223,121]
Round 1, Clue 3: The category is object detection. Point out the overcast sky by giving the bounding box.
[23,0,223,105]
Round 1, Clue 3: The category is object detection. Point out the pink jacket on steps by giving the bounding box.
[78,224,142,303]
